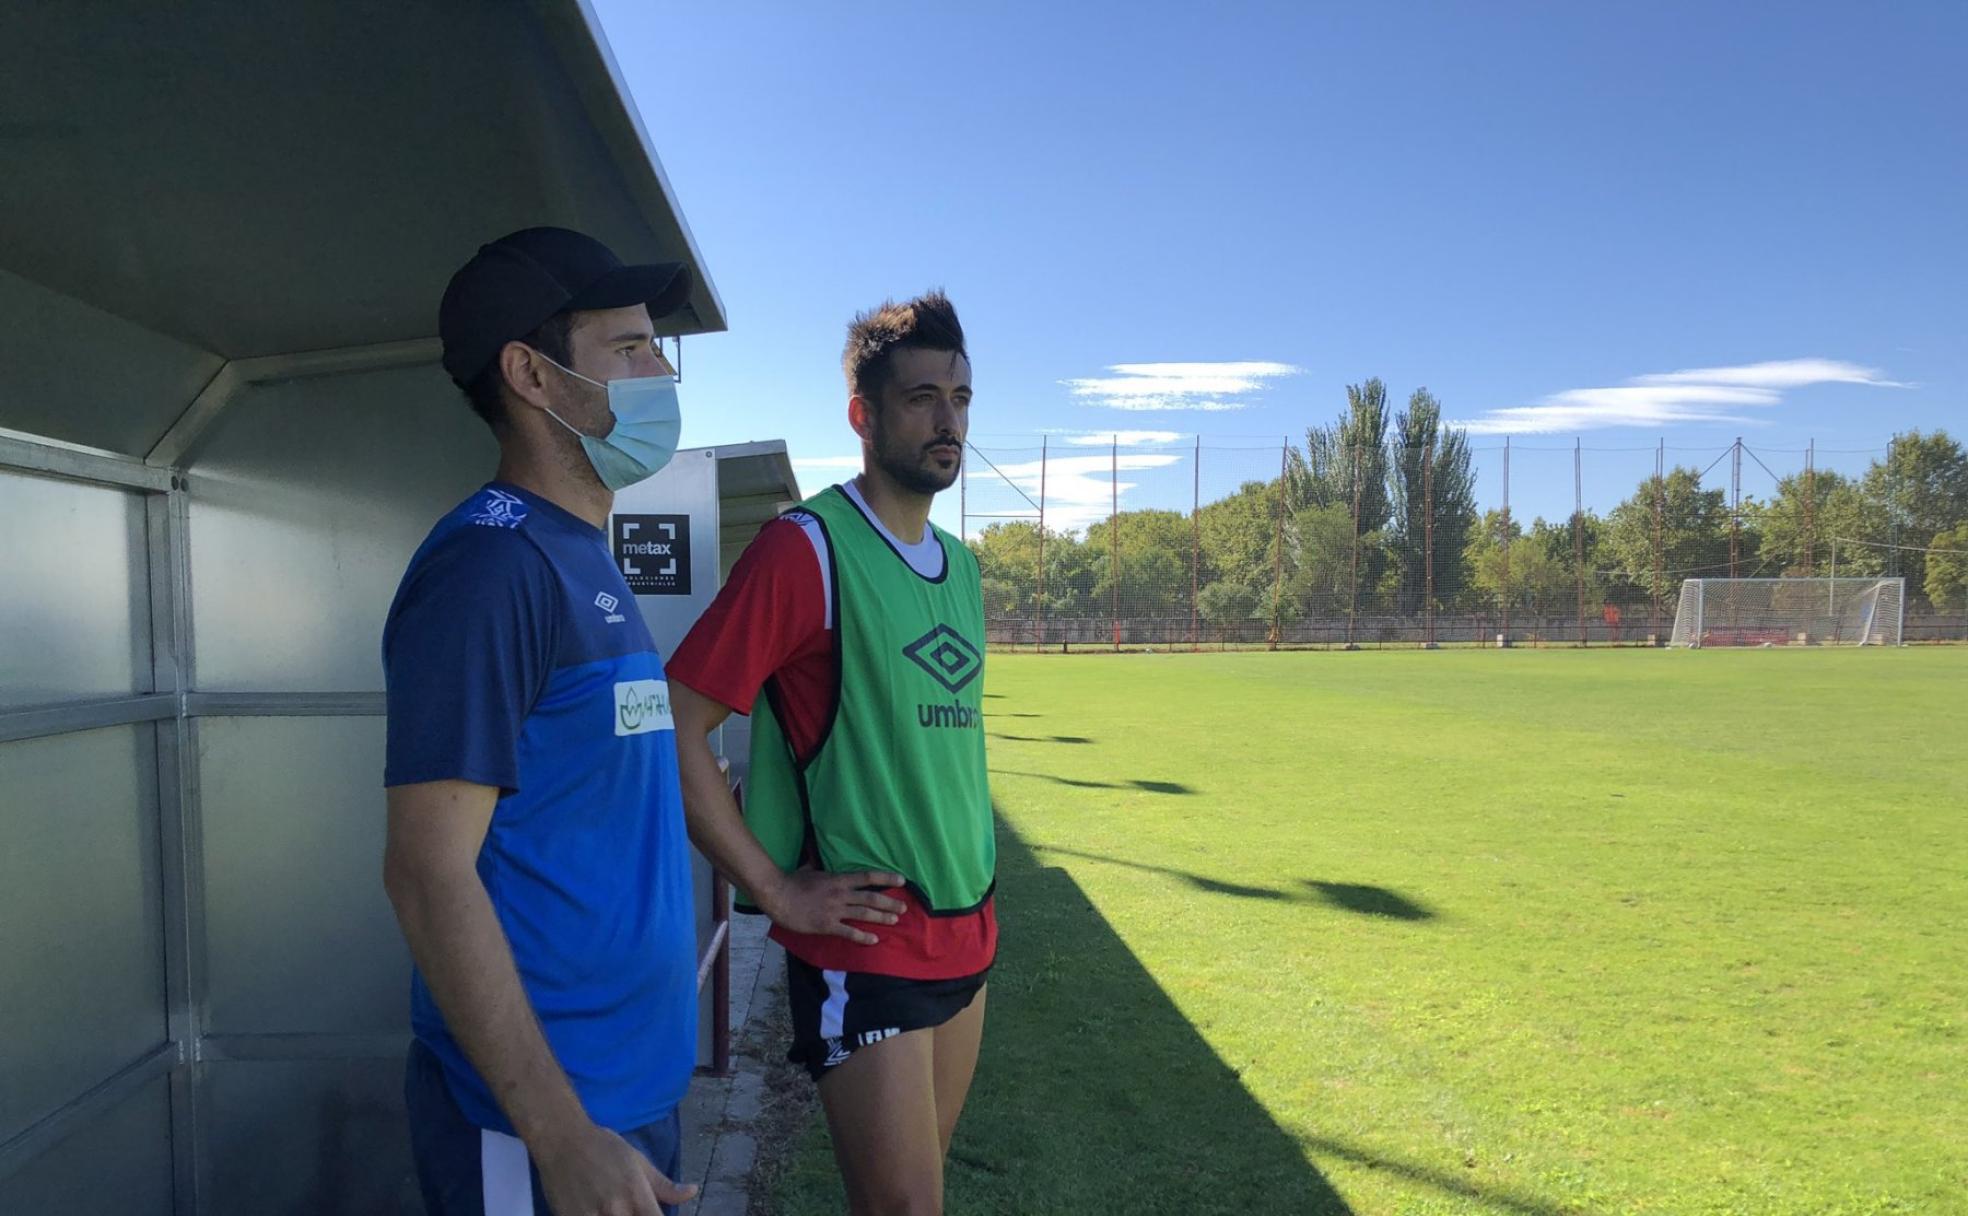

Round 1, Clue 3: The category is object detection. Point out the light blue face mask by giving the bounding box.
[537,355,682,491]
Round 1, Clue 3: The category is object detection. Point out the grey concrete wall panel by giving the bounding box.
[0,470,151,711]
[199,1058,419,1216]
[199,716,408,1036]
[0,3,723,362]
[0,726,166,1143]
[186,365,494,693]
[0,269,223,457]
[0,1077,173,1216]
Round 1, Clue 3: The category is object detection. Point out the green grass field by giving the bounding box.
[770,649,1968,1215]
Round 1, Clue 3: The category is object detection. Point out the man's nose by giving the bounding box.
[631,346,674,378]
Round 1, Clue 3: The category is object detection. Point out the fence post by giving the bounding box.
[1423,442,1435,648]
[1575,437,1586,647]
[1269,443,1287,651]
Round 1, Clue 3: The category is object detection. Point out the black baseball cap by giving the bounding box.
[439,226,692,384]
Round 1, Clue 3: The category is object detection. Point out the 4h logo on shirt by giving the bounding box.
[901,624,982,694]
[613,680,673,737]
[594,592,626,624]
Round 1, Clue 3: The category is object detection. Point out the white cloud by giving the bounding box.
[1062,361,1301,412]
[977,452,1183,533]
[791,455,862,471]
[1055,430,1186,447]
[1454,358,1904,435]
[1634,358,1903,389]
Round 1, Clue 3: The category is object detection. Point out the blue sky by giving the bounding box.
[593,1,1965,532]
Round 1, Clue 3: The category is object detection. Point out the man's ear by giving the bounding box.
[848,394,877,444]
[498,341,555,412]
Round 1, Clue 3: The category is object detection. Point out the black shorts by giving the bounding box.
[785,956,990,1083]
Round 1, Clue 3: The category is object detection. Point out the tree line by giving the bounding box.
[967,383,1968,623]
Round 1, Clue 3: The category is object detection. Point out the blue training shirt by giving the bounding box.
[382,482,696,1134]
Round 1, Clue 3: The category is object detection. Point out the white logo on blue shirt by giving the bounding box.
[594,592,626,624]
[469,489,529,529]
[614,680,673,736]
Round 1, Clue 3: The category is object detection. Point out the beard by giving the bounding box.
[871,422,962,496]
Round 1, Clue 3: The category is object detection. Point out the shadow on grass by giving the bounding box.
[1297,1133,1586,1216]
[1303,880,1435,920]
[772,821,1589,1216]
[990,768,1196,796]
[988,732,1096,744]
[1037,846,1437,921]
[771,817,1355,1214]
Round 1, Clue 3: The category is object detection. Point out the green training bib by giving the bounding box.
[742,486,995,913]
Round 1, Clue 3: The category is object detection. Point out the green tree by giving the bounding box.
[1472,534,1573,617]
[1923,523,1968,611]
[969,521,1045,617]
[1530,514,1606,614]
[1861,430,1968,600]
[1196,581,1263,626]
[1039,534,1098,620]
[1086,509,1191,619]
[1197,479,1283,599]
[1283,503,1359,622]
[1388,389,1478,615]
[1601,467,1734,602]
[1287,379,1393,614]
[1748,469,1885,577]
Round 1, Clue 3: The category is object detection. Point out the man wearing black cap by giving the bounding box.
[381,227,700,1216]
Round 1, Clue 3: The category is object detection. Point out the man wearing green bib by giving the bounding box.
[669,292,994,1214]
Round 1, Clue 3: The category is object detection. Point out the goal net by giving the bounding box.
[1668,578,1904,648]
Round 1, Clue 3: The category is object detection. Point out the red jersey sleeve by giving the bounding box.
[667,517,827,716]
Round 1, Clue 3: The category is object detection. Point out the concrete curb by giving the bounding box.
[680,914,782,1215]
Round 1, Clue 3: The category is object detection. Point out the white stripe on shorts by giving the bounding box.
[820,968,850,1039]
[481,1128,535,1216]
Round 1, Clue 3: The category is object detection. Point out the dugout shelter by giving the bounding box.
[0,4,773,1211]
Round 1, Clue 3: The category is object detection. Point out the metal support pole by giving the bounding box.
[1729,437,1741,580]
[1190,435,1201,652]
[1503,436,1514,645]
[709,873,731,1076]
[1269,443,1288,651]
[1803,439,1816,577]
[1575,437,1586,646]
[1035,437,1048,653]
[959,448,967,543]
[1346,444,1362,648]
[1652,439,1665,645]
[1423,442,1435,648]
[1111,437,1120,651]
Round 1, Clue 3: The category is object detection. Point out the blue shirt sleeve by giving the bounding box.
[383,525,560,792]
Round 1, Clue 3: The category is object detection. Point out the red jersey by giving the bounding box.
[668,506,997,979]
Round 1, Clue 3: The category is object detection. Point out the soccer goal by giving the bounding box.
[1668,577,1905,648]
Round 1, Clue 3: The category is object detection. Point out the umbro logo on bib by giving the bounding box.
[901,624,982,694]
[614,680,673,736]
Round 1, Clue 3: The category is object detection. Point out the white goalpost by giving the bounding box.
[1668,577,1905,648]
